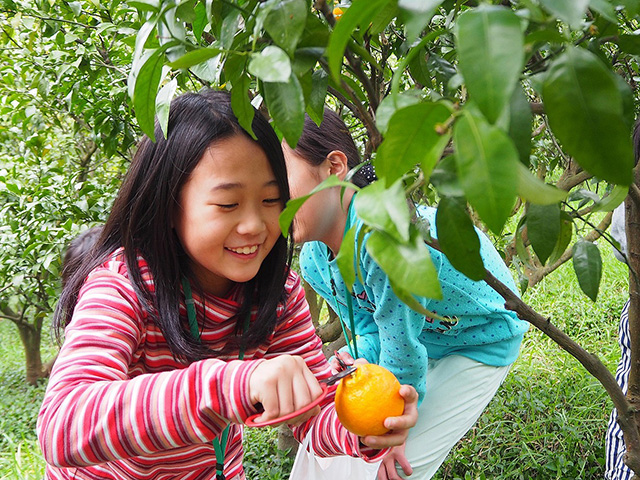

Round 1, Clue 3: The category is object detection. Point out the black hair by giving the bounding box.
[292,109,376,187]
[54,90,293,361]
[61,225,103,288]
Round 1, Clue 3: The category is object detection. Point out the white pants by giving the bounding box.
[291,356,511,480]
[399,355,511,479]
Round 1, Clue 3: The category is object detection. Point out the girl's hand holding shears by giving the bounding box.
[247,355,324,427]
[245,355,357,428]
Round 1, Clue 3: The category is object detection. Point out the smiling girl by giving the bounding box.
[37,90,418,480]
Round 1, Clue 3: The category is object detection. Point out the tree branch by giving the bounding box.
[482,269,640,474]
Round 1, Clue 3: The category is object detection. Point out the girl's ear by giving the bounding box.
[326,150,349,180]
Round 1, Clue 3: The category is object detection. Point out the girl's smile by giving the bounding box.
[228,245,258,256]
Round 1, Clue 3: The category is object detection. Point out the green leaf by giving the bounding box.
[155,78,177,140]
[524,25,568,46]
[542,47,634,186]
[193,1,207,41]
[129,19,158,99]
[221,10,241,50]
[572,239,602,301]
[336,225,357,292]
[168,47,222,69]
[507,84,532,165]
[619,0,639,16]
[455,5,524,123]
[249,46,292,82]
[408,47,430,86]
[514,216,532,268]
[263,0,308,56]
[354,179,411,243]
[435,197,485,281]
[588,0,617,23]
[279,176,356,235]
[366,229,442,300]
[399,0,444,43]
[527,203,561,265]
[298,10,331,48]
[263,73,305,147]
[133,48,165,142]
[547,214,573,266]
[614,73,635,132]
[374,102,452,184]
[128,0,160,12]
[175,0,197,23]
[224,53,247,84]
[370,0,398,35]
[517,162,567,205]
[326,0,392,81]
[616,34,640,56]
[592,185,628,212]
[539,0,588,28]
[389,279,445,318]
[453,110,518,233]
[231,75,255,139]
[431,155,464,198]
[375,91,422,135]
[307,69,328,126]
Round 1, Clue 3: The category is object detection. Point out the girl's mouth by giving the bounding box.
[227,245,259,255]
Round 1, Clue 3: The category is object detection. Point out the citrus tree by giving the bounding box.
[0,0,133,383]
[122,0,640,473]
[2,0,640,473]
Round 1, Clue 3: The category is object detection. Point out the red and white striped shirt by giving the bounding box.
[38,250,384,479]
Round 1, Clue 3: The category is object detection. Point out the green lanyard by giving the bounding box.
[329,198,359,360]
[182,277,248,480]
[329,277,359,359]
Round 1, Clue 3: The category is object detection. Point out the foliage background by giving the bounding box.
[1,0,639,477]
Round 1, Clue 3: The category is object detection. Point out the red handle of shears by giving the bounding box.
[244,383,330,428]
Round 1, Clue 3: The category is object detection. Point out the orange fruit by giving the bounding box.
[335,363,404,436]
[333,6,344,20]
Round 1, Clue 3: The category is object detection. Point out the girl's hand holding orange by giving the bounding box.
[248,355,324,426]
[359,383,418,449]
[334,359,418,449]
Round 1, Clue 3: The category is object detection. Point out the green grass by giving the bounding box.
[0,242,629,479]
[0,320,52,479]
[434,243,628,480]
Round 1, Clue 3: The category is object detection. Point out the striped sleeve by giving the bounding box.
[271,271,388,462]
[605,300,633,480]
[37,267,262,468]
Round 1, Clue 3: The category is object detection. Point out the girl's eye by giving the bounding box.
[264,197,281,205]
[217,203,238,210]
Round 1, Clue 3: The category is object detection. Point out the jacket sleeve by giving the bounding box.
[270,271,387,462]
[37,268,262,468]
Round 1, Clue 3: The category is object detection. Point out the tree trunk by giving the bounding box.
[304,279,322,327]
[277,424,298,459]
[625,181,640,474]
[15,321,45,386]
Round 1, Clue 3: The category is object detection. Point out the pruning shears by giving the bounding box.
[245,352,357,427]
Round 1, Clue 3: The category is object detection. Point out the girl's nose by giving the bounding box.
[237,207,267,235]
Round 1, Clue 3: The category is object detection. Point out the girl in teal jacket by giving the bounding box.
[283,109,529,480]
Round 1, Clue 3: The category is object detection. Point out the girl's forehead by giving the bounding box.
[191,136,277,186]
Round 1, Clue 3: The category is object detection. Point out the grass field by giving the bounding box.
[0,241,629,479]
